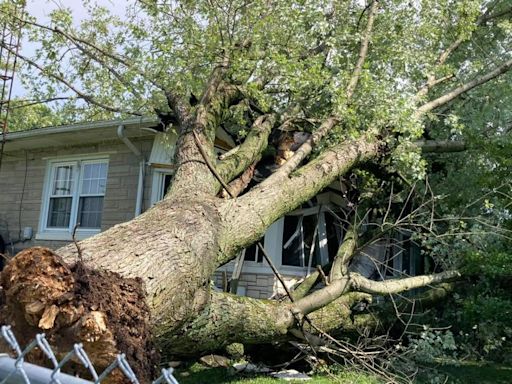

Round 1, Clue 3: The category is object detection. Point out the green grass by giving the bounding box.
[176,361,512,383]
[176,363,381,383]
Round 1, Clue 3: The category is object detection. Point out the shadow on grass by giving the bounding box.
[425,361,512,384]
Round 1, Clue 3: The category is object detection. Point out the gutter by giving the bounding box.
[117,125,145,217]
[6,116,159,141]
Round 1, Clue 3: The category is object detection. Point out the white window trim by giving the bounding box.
[150,168,174,206]
[221,210,334,277]
[37,156,109,241]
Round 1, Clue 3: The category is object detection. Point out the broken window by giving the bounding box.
[244,243,263,263]
[281,208,343,271]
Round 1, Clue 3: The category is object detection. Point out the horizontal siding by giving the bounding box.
[0,138,153,254]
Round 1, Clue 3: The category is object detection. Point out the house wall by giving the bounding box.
[212,270,303,299]
[0,137,153,254]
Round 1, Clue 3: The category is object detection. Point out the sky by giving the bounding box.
[12,0,129,97]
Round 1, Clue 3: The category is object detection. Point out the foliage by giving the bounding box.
[6,100,66,132]
[407,328,458,364]
[1,0,509,179]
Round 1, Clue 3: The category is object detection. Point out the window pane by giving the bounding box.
[244,243,262,263]
[78,197,104,228]
[47,197,72,228]
[81,163,107,195]
[52,165,74,196]
[325,213,342,263]
[282,216,303,266]
[282,215,320,267]
[163,174,173,198]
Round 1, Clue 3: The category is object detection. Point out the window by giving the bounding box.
[281,209,342,271]
[38,159,109,240]
[150,170,173,205]
[244,243,263,263]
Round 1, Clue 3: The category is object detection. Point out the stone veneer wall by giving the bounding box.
[212,270,304,299]
[0,138,153,254]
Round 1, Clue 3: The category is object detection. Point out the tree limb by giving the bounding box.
[217,114,276,184]
[416,139,466,153]
[0,43,140,115]
[350,270,461,295]
[414,6,495,100]
[258,3,378,185]
[220,160,259,198]
[2,12,166,91]
[10,96,79,109]
[329,227,357,281]
[414,58,512,118]
[259,117,339,186]
[219,136,382,263]
[345,0,379,101]
[192,130,234,198]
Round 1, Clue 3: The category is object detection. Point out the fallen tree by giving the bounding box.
[1,0,511,380]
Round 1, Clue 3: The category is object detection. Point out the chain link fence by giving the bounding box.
[0,325,179,384]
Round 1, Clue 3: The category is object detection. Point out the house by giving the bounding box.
[0,117,425,299]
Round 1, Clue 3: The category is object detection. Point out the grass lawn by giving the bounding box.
[175,361,512,383]
[176,363,381,383]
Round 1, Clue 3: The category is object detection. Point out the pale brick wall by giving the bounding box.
[212,271,304,299]
[0,138,153,254]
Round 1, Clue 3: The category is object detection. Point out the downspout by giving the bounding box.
[117,125,145,217]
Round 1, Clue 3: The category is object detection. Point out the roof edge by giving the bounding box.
[5,116,160,141]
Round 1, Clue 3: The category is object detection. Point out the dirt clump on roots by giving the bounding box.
[0,247,159,382]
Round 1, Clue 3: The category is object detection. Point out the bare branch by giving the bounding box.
[414,58,512,118]
[350,270,461,295]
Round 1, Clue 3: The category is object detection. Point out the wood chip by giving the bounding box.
[38,305,59,329]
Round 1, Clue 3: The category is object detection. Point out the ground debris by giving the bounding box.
[270,369,311,381]
[232,362,272,373]
[199,354,231,368]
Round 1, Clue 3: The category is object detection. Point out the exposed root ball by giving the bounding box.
[0,247,158,382]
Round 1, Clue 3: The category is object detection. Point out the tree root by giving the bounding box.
[0,247,158,383]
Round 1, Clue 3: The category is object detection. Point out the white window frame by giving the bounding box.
[220,204,339,277]
[150,168,174,206]
[37,156,109,241]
